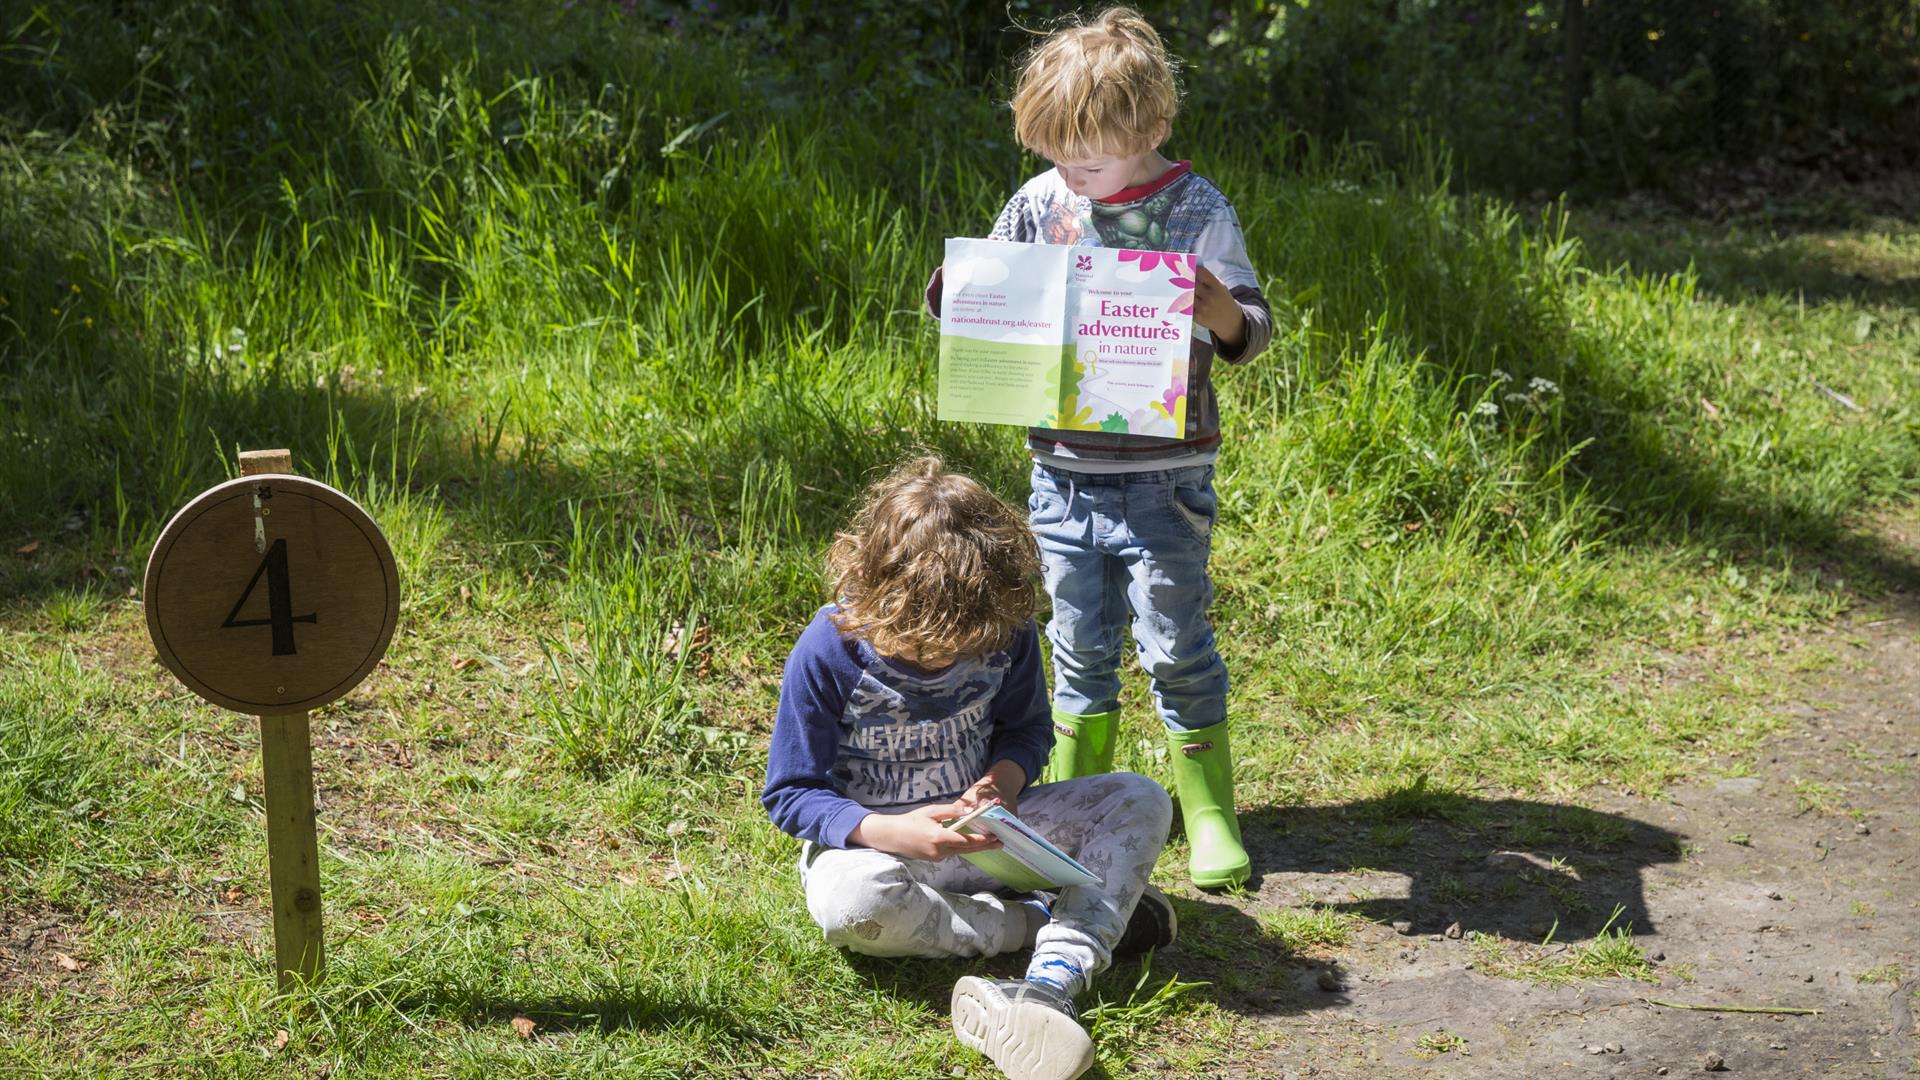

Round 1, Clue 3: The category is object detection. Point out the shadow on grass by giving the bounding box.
[1565,211,1920,308]
[0,368,443,610]
[841,888,1352,1026]
[459,993,772,1041]
[1566,194,1920,307]
[1242,793,1684,945]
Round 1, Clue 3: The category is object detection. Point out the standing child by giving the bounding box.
[763,457,1177,1080]
[928,8,1274,887]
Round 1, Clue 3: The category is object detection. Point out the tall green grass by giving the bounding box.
[5,0,1916,809]
[6,0,1918,778]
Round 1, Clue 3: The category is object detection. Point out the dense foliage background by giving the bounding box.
[713,0,1920,192]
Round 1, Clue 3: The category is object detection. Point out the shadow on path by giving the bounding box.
[1242,792,1684,945]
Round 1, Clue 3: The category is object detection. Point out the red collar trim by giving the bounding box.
[1094,160,1191,205]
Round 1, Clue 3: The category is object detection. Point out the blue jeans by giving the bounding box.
[1028,463,1227,733]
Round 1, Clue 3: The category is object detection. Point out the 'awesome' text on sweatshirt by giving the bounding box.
[760,606,1055,849]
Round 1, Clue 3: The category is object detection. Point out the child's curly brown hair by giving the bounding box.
[827,456,1040,666]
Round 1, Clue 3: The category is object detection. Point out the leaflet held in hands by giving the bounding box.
[947,801,1103,893]
[938,237,1195,438]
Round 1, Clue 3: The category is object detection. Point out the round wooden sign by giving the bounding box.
[144,474,399,715]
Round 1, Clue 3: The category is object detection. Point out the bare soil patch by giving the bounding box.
[1167,599,1920,1077]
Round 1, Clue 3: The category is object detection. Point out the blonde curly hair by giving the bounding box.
[827,456,1039,666]
[1010,6,1181,162]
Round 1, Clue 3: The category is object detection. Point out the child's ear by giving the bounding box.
[1151,120,1171,149]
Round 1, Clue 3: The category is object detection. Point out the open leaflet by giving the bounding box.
[938,237,1195,438]
[947,800,1103,893]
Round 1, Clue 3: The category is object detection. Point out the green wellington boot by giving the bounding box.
[1165,721,1251,888]
[1042,708,1119,784]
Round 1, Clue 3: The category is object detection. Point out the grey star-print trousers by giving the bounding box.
[798,772,1173,991]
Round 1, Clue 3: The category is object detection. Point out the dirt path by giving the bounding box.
[1191,601,1920,1078]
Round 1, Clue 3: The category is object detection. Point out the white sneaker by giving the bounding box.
[950,976,1095,1080]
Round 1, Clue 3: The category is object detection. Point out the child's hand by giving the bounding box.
[1192,265,1246,352]
[850,803,1003,862]
[957,760,1027,818]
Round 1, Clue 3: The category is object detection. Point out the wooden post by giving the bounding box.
[239,448,325,991]
[148,449,393,992]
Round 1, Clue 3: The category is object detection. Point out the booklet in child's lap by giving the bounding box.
[947,801,1102,893]
[938,237,1194,439]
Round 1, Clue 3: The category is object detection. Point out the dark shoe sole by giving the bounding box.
[1114,883,1179,958]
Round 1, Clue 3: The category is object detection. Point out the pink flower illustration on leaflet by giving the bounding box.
[1118,250,1189,275]
[1152,378,1187,424]
[1121,250,1196,314]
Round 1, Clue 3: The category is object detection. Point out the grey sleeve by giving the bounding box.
[1195,204,1272,364]
[1216,284,1273,365]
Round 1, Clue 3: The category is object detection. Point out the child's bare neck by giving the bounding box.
[1127,151,1174,189]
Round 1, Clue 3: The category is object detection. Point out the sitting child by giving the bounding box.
[762,456,1177,1080]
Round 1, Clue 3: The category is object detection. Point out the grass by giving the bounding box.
[1255,906,1362,953]
[1413,1029,1467,1057]
[1792,777,1851,818]
[1467,907,1660,986]
[3,1,1920,1075]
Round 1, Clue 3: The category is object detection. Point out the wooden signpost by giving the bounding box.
[144,449,399,990]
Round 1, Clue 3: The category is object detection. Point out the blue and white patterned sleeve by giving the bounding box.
[985,623,1054,789]
[762,612,872,848]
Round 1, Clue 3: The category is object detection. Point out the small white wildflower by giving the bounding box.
[1528,377,1559,396]
[1504,392,1530,406]
[1474,400,1499,418]
[1491,368,1512,384]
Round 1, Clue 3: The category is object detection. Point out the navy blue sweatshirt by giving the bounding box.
[761,607,1055,849]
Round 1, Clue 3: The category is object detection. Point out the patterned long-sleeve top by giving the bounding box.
[761,606,1055,849]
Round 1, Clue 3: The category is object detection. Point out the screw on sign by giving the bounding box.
[144,449,399,990]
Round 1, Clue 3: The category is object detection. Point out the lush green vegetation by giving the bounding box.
[3,2,1918,1075]
[746,0,1920,192]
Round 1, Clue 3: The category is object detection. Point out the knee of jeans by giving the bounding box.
[1136,635,1223,684]
[806,860,911,952]
[1049,613,1123,663]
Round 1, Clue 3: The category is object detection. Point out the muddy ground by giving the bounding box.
[1170,600,1920,1078]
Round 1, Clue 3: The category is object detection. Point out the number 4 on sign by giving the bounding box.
[222,539,318,656]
